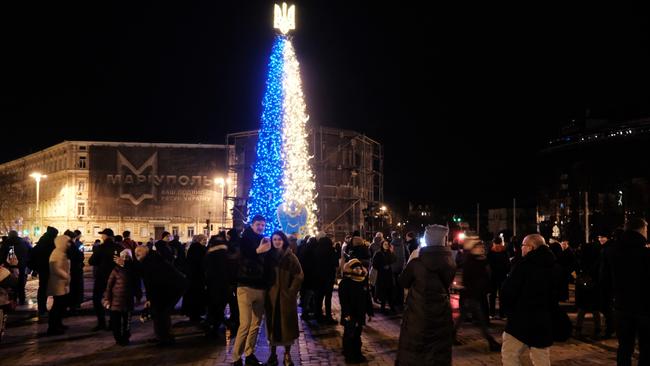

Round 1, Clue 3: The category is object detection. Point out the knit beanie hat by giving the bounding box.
[425,225,449,246]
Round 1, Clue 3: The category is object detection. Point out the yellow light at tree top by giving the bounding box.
[274,3,295,35]
[281,38,318,235]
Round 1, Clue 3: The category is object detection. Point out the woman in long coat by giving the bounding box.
[265,231,304,366]
[372,240,396,313]
[182,234,208,322]
[397,225,456,366]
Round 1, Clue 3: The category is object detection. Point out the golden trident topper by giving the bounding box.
[274,3,295,35]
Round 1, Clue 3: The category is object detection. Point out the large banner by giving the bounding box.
[89,145,227,218]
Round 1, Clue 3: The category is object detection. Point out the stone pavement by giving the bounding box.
[0,273,631,365]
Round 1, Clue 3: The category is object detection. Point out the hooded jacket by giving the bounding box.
[47,235,71,296]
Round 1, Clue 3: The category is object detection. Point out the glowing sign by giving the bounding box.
[274,3,295,34]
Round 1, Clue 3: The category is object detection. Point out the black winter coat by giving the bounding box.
[338,276,373,324]
[154,240,175,264]
[29,227,58,275]
[397,246,456,366]
[348,237,371,268]
[487,246,510,283]
[169,239,187,273]
[462,254,491,299]
[237,227,268,289]
[139,251,187,308]
[549,242,576,301]
[609,231,650,315]
[372,250,395,303]
[67,241,85,305]
[406,239,419,256]
[297,239,317,291]
[312,237,338,289]
[204,245,229,304]
[89,239,123,285]
[182,241,207,315]
[501,245,560,348]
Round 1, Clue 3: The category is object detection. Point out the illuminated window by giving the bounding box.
[78,180,85,192]
[77,202,85,216]
[187,226,195,238]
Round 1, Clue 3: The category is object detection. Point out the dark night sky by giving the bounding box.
[2,2,650,214]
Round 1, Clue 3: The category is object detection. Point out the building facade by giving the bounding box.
[537,118,650,244]
[0,141,231,243]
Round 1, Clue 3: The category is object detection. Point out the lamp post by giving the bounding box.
[30,172,47,236]
[214,177,231,231]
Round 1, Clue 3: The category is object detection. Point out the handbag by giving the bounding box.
[368,267,378,286]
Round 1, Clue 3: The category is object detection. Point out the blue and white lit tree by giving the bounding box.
[248,3,317,236]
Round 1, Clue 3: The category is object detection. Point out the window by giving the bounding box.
[78,156,87,169]
[140,227,148,238]
[77,202,85,216]
[93,226,100,236]
[78,180,85,192]
[79,146,87,151]
[172,226,179,237]
[187,226,195,238]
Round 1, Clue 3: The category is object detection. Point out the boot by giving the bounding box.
[283,353,294,366]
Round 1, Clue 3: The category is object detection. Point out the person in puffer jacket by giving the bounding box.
[103,249,141,346]
[339,258,374,364]
[47,234,71,335]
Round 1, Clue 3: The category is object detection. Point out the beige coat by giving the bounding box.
[47,235,71,297]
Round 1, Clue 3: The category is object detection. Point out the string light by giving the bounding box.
[280,37,318,236]
[248,36,286,236]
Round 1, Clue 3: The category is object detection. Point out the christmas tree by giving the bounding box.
[248,3,317,236]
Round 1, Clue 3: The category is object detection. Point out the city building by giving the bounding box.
[0,141,231,242]
[537,117,650,244]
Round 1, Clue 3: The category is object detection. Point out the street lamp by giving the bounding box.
[30,172,47,236]
[214,177,230,231]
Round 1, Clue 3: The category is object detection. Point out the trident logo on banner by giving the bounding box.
[274,3,295,35]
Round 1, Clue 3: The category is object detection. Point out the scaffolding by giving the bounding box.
[226,126,384,240]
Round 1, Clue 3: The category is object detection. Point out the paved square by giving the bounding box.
[0,273,628,365]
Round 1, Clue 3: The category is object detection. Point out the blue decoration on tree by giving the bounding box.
[277,202,308,235]
[248,36,286,236]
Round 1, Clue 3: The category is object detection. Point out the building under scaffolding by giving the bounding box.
[226,126,383,240]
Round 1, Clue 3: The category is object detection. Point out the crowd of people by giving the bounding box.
[0,215,649,366]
